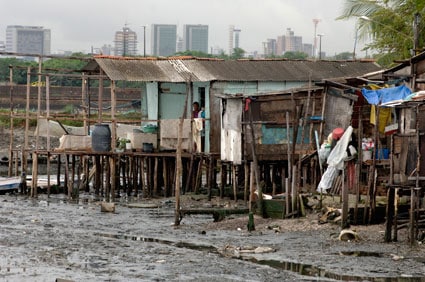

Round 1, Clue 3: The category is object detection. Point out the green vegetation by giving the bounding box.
[0,109,37,127]
[338,0,425,67]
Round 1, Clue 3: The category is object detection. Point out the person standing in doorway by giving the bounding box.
[192,102,200,118]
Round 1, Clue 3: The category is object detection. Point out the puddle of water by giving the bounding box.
[94,232,425,281]
[247,257,424,282]
[94,232,216,253]
[338,251,383,257]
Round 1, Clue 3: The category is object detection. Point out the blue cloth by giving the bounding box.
[361,85,412,105]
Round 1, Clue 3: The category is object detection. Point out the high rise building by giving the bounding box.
[183,24,208,53]
[6,25,51,55]
[151,24,177,57]
[228,25,241,55]
[114,26,138,56]
[276,35,285,56]
[263,39,277,56]
[284,28,303,53]
[176,36,184,53]
[303,43,313,57]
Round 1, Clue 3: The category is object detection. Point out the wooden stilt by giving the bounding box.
[208,156,214,201]
[249,162,255,212]
[154,157,158,196]
[232,164,237,202]
[244,162,249,202]
[272,165,277,196]
[220,161,225,198]
[94,156,101,195]
[195,156,203,194]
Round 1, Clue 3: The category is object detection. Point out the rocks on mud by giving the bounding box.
[100,202,115,213]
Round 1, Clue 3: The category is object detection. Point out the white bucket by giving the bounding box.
[362,150,372,162]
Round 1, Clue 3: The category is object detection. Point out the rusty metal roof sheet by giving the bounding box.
[93,56,381,82]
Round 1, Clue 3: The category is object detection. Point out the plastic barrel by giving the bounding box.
[143,143,153,153]
[91,124,111,152]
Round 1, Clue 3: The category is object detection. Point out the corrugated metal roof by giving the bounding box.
[92,56,382,83]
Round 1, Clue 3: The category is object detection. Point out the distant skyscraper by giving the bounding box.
[234,28,241,49]
[263,39,277,56]
[284,28,303,53]
[6,25,51,55]
[228,25,234,55]
[176,36,184,53]
[303,43,313,57]
[228,25,241,55]
[183,24,208,53]
[276,35,285,56]
[0,41,5,52]
[114,26,138,56]
[151,24,177,57]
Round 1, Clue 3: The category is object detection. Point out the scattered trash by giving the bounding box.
[100,202,115,213]
[338,229,360,242]
[319,207,341,224]
[390,254,404,261]
[218,245,276,258]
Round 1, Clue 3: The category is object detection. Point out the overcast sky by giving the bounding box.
[1,0,365,56]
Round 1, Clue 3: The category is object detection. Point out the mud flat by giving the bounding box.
[0,193,424,281]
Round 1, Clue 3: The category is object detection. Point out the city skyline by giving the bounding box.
[1,0,365,57]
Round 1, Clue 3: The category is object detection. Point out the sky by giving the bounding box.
[0,0,365,56]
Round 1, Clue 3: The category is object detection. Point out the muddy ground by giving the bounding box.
[0,193,424,282]
[0,128,425,281]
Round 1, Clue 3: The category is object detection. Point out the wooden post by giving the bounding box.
[291,165,297,217]
[46,75,51,196]
[35,56,42,151]
[82,73,88,133]
[65,154,70,199]
[272,165,277,196]
[232,164,237,202]
[248,100,263,217]
[341,166,349,229]
[153,157,158,196]
[249,162,255,212]
[174,79,190,226]
[286,112,292,196]
[354,105,363,224]
[8,66,15,177]
[220,161,225,198]
[285,178,290,216]
[185,154,194,193]
[244,162,249,202]
[95,155,101,195]
[140,157,146,197]
[98,68,104,123]
[195,156,203,194]
[208,156,214,201]
[31,152,38,197]
[110,156,116,201]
